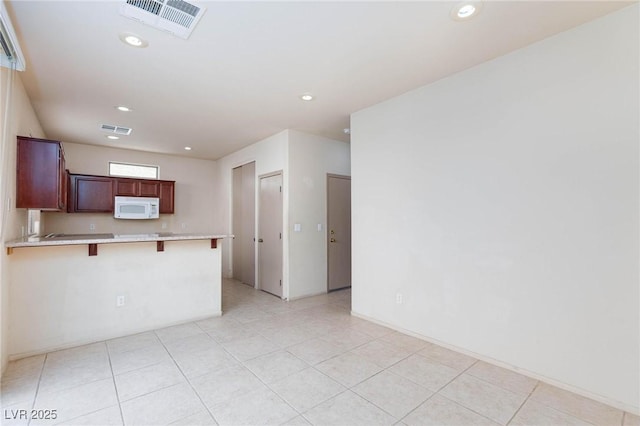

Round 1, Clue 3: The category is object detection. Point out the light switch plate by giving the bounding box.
[294,223,301,232]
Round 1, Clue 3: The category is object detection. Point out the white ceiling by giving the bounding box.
[6,1,633,160]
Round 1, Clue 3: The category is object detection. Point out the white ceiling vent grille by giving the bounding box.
[119,0,206,40]
[101,124,133,135]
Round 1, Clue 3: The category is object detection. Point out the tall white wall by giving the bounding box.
[288,130,350,299]
[351,5,638,412]
[214,130,288,288]
[43,142,219,235]
[214,130,350,301]
[0,70,45,374]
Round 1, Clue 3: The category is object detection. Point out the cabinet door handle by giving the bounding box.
[330,238,336,243]
[258,238,264,243]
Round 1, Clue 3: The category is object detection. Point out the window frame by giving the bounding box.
[108,161,160,179]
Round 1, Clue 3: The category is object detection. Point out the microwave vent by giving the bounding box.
[101,124,132,135]
[120,0,206,39]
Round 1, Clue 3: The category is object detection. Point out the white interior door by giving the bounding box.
[232,166,243,283]
[258,172,283,297]
[232,162,255,286]
[242,162,256,286]
[327,174,351,291]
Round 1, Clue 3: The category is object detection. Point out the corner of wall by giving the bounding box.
[0,70,46,375]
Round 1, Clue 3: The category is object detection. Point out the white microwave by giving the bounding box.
[114,196,160,219]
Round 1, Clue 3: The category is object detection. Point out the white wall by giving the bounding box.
[288,130,350,299]
[9,240,221,358]
[43,142,219,235]
[214,130,288,286]
[0,70,45,374]
[214,129,350,301]
[351,5,638,412]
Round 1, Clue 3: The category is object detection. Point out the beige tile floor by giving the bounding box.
[1,278,638,426]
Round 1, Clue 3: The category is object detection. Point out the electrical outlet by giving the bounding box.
[396,293,403,304]
[181,223,187,229]
[161,222,167,229]
[116,295,125,307]
[89,224,95,231]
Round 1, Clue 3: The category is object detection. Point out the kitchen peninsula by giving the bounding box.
[5,233,226,360]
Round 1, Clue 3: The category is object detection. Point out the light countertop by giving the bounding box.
[6,232,228,248]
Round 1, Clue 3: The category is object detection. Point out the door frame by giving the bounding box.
[257,170,284,298]
[231,161,256,287]
[326,173,351,292]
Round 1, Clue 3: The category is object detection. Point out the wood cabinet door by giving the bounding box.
[115,179,138,196]
[16,136,65,210]
[159,181,174,214]
[58,157,67,212]
[69,175,115,212]
[139,180,160,197]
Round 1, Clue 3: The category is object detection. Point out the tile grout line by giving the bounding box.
[505,380,540,425]
[105,343,126,426]
[26,353,48,426]
[154,326,221,425]
[416,358,513,424]
[298,387,354,425]
[433,360,526,426]
[228,303,330,424]
[218,294,358,423]
[266,308,436,422]
[395,358,485,425]
[397,390,438,425]
[106,335,191,404]
[28,344,132,426]
[344,368,414,422]
[522,383,621,425]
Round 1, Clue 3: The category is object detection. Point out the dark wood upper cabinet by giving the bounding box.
[68,174,115,213]
[18,139,176,215]
[114,178,160,198]
[139,180,160,197]
[114,179,138,196]
[159,181,175,214]
[16,136,67,211]
[114,177,174,214]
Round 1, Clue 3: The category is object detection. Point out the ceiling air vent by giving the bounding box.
[119,0,206,40]
[101,124,133,136]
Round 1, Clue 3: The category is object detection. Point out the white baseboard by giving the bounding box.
[7,311,222,362]
[351,310,639,416]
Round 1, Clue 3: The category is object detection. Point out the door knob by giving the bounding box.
[330,238,336,243]
[258,238,264,242]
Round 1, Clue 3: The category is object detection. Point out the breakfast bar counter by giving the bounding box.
[5,233,226,360]
[6,232,225,255]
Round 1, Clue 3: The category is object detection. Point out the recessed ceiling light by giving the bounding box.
[119,32,148,48]
[300,93,315,101]
[116,106,132,112]
[451,2,482,21]
[184,146,192,151]
[106,135,120,140]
